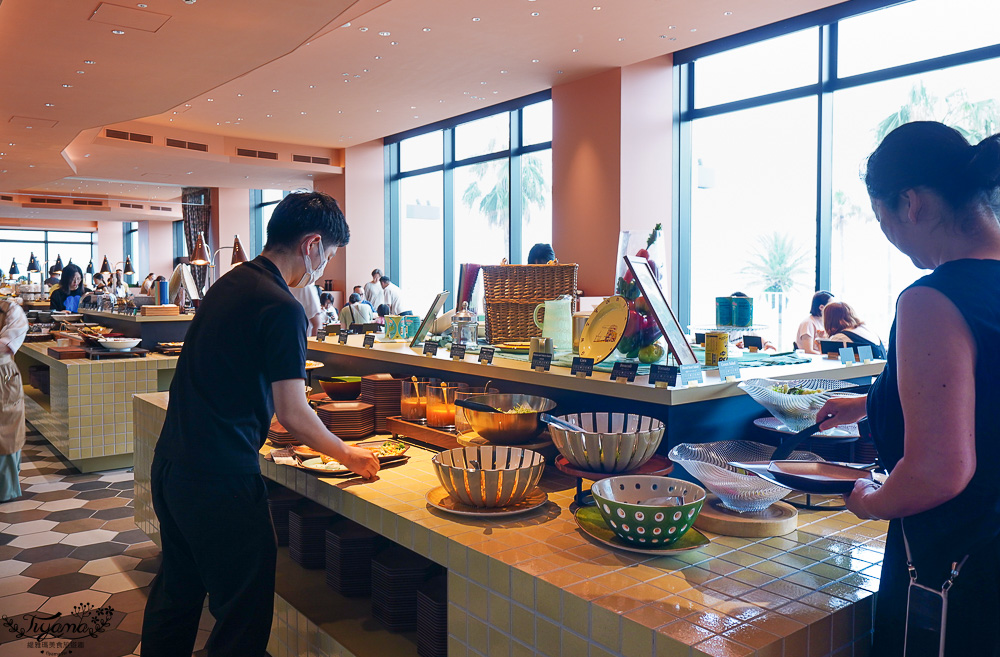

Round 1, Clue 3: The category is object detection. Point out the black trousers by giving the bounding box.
[141,456,277,657]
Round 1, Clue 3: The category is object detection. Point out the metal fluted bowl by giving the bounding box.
[738,378,858,432]
[668,440,823,513]
[548,412,664,473]
[432,446,545,508]
[461,394,556,445]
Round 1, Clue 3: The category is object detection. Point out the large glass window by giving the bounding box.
[251,189,289,257]
[0,230,95,284]
[386,92,552,311]
[123,222,139,284]
[676,0,1000,344]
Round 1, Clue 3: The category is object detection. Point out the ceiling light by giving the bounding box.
[44,103,54,107]
[237,93,243,96]
[300,111,306,115]
[137,3,147,6]
[690,28,697,31]
[374,56,382,60]
[379,31,390,36]
[338,110,343,114]
[77,70,85,74]
[363,68,369,72]
[557,70,564,74]
[62,84,72,88]
[185,104,191,107]
[354,74,360,78]
[341,22,351,27]
[343,79,349,83]
[572,48,579,52]
[724,11,733,15]
[359,27,368,32]
[410,106,416,109]
[207,98,213,101]
[668,25,676,29]
[481,81,486,85]
[309,85,315,88]
[472,17,480,22]
[390,41,397,45]
[272,89,278,92]
[423,27,431,32]
[618,37,625,42]
[593,6,601,9]
[376,109,381,113]
[531,59,539,63]
[500,70,508,74]
[531,12,539,16]
[669,37,676,41]
[266,114,272,117]
[112,29,125,34]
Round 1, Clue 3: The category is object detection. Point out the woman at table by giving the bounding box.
[0,297,29,501]
[338,292,374,328]
[818,121,1000,655]
[822,301,885,359]
[794,290,833,353]
[49,263,86,312]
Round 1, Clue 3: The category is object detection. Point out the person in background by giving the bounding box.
[817,121,1000,654]
[375,303,390,326]
[822,301,885,359]
[49,264,86,312]
[141,191,378,656]
[527,243,556,264]
[353,285,374,311]
[795,290,834,354]
[379,276,406,315]
[0,297,28,502]
[110,270,129,298]
[319,292,337,325]
[339,292,375,328]
[364,268,384,308]
[91,273,107,293]
[43,265,60,287]
[140,273,156,295]
[288,284,323,337]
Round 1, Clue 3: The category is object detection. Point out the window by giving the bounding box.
[675,0,1000,346]
[386,92,552,312]
[0,229,95,283]
[250,189,289,257]
[173,220,187,265]
[123,222,138,284]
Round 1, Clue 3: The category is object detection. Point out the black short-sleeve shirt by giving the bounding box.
[155,256,306,473]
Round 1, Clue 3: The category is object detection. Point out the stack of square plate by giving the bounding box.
[416,575,448,657]
[267,420,299,446]
[371,546,438,631]
[289,503,338,569]
[325,519,383,597]
[361,374,403,432]
[315,401,375,439]
[267,486,302,547]
[308,392,333,407]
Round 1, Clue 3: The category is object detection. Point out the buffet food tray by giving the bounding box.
[386,416,461,451]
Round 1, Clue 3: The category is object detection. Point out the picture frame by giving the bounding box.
[623,256,698,366]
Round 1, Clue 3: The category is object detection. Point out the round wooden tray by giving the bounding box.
[693,494,797,538]
[554,454,673,481]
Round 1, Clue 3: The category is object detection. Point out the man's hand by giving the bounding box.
[338,445,380,479]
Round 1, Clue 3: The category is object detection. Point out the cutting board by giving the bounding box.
[140,305,180,316]
[694,495,797,537]
[47,346,87,360]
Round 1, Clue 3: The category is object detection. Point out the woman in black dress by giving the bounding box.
[819,121,1000,655]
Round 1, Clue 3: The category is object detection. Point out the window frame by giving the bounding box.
[672,0,1000,329]
[0,229,96,279]
[385,90,552,309]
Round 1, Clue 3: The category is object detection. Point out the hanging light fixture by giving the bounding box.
[27,253,39,273]
[8,259,18,277]
[123,255,134,275]
[230,234,248,265]
[85,260,95,275]
[100,256,112,274]
[190,231,211,266]
[53,254,64,274]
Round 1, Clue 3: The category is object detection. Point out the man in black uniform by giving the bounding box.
[141,192,379,656]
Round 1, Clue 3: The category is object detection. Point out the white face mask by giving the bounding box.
[292,238,330,288]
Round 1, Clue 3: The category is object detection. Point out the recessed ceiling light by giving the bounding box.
[266,114,272,117]
[690,28,697,32]
[341,22,351,27]
[359,27,368,32]
[343,79,349,83]
[376,109,381,113]
[668,25,676,29]
[618,37,625,42]
[379,31,390,36]
[354,74,360,78]
[300,111,307,115]
[531,12,539,16]
[669,37,676,41]
[44,103,54,107]
[272,89,279,92]
[112,30,125,34]
[374,55,382,60]
[724,11,733,15]
[137,3,147,7]
[342,72,349,76]
[338,110,343,114]
[481,81,486,85]
[410,106,416,109]
[593,6,601,9]
[472,17,480,22]
[207,98,214,101]
[557,70,564,74]
[423,27,431,32]
[308,85,315,88]
[77,70,85,74]
[363,68,369,72]
[531,59,539,63]
[62,84,72,88]
[500,70,508,74]
[390,41,397,45]
[572,48,579,52]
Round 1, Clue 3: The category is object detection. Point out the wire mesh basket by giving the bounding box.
[738,378,859,432]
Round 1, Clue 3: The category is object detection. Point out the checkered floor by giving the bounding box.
[0,426,215,657]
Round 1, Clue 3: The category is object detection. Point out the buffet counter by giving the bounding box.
[18,343,177,472]
[81,309,194,350]
[134,393,886,657]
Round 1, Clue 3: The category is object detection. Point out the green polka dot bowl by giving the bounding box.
[590,476,706,547]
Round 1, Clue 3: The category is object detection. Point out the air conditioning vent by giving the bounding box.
[237,148,278,160]
[106,129,129,140]
[292,154,311,163]
[106,128,154,143]
[119,202,144,209]
[166,138,186,149]
[258,150,278,160]
[150,206,173,212]
[166,138,209,153]
[72,199,103,206]
[312,156,331,165]
[187,141,208,152]
[236,148,257,158]
[0,195,12,202]
[30,197,62,204]
[129,132,153,144]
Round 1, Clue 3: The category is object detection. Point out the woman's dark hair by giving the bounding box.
[264,192,350,250]
[320,292,334,306]
[865,121,1000,215]
[376,303,390,317]
[348,292,362,304]
[59,264,84,296]
[527,243,555,265]
[810,290,834,317]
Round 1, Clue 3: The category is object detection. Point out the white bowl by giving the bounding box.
[97,338,141,351]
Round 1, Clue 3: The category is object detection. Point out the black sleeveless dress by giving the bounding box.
[867,259,1000,656]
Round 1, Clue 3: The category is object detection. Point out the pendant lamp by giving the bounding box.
[27,253,39,273]
[190,231,211,266]
[123,255,134,275]
[53,254,64,274]
[230,235,248,265]
[100,256,112,274]
[85,260,95,275]
[8,259,18,277]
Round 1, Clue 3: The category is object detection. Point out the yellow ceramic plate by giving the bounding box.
[579,296,629,363]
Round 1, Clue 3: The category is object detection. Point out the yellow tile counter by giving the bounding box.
[17,342,177,472]
[133,392,887,657]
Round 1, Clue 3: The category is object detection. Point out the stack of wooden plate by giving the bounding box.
[267,487,302,547]
[325,520,383,597]
[289,504,338,569]
[315,402,375,439]
[361,374,403,432]
[267,421,299,446]
[308,392,333,407]
[416,575,448,657]
[371,546,437,631]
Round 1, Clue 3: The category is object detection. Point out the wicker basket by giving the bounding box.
[481,264,578,343]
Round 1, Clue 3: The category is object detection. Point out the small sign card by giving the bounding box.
[610,361,638,383]
[338,330,349,345]
[679,363,703,386]
[450,344,467,361]
[839,346,855,365]
[694,332,706,346]
[743,335,763,352]
[531,352,553,372]
[649,364,678,388]
[478,346,495,365]
[316,329,326,343]
[856,345,874,363]
[718,359,742,382]
[423,341,439,357]
[571,357,594,379]
[362,334,375,349]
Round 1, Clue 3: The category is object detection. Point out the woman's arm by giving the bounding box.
[847,286,977,520]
